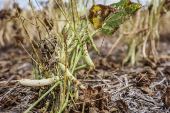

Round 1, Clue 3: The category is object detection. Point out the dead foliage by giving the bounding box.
[117,99,128,113]
[162,87,170,107]
[0,84,39,112]
[70,85,127,113]
[136,67,157,87]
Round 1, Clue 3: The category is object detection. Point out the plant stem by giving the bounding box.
[63,27,68,99]
[54,0,81,42]
[71,46,82,73]
[24,81,61,113]
[58,81,70,113]
[34,0,61,41]
[71,0,76,31]
[74,64,89,73]
[42,99,51,112]
[13,0,49,77]
[29,0,41,40]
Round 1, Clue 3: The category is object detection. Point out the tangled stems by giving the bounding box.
[24,81,61,113]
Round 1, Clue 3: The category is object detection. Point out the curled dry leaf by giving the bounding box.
[140,87,152,95]
[88,4,117,29]
[77,85,112,112]
[136,73,151,87]
[162,87,170,107]
[137,67,156,87]
[142,66,157,81]
[117,99,128,113]
[109,107,118,112]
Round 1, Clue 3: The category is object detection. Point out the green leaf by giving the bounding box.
[101,0,142,35]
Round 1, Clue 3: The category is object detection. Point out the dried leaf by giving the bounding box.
[109,107,118,112]
[140,87,153,95]
[117,99,128,113]
[142,66,156,81]
[162,87,170,107]
[136,73,151,87]
[88,4,117,29]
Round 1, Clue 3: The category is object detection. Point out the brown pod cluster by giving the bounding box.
[39,37,58,59]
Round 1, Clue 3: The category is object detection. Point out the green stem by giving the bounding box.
[70,50,76,70]
[91,29,101,36]
[58,81,70,113]
[24,81,61,113]
[74,64,89,73]
[87,30,100,54]
[71,46,82,73]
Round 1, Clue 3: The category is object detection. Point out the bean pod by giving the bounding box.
[83,42,94,67]
[18,76,59,87]
[58,63,86,91]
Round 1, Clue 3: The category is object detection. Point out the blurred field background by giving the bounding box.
[1,0,169,47]
[0,0,169,48]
